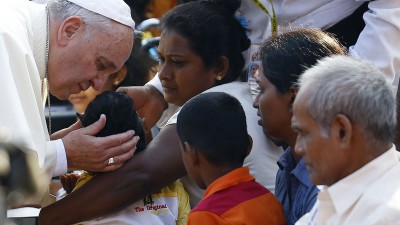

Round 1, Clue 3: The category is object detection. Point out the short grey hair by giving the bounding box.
[48,0,112,39]
[297,55,396,145]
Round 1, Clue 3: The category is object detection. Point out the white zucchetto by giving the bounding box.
[67,0,135,30]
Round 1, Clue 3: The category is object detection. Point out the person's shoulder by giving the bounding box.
[357,161,400,214]
[206,81,248,93]
[0,0,41,38]
[193,179,270,213]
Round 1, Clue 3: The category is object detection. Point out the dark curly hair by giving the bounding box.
[78,91,146,152]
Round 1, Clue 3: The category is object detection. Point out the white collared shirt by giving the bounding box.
[296,145,400,225]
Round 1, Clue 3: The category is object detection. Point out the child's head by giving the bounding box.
[177,92,251,188]
[78,91,146,152]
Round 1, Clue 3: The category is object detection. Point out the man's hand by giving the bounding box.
[62,114,139,172]
[50,120,82,140]
[118,84,167,133]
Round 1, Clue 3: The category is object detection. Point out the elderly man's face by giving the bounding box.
[49,22,133,100]
[291,92,347,186]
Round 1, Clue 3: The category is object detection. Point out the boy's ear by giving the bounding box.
[246,134,253,157]
[184,142,200,166]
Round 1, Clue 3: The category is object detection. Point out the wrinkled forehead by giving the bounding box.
[98,25,134,68]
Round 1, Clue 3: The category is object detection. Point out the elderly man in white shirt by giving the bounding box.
[292,55,400,225]
[0,0,139,205]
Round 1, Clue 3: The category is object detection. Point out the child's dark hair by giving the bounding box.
[177,92,249,167]
[78,91,146,152]
[161,0,250,84]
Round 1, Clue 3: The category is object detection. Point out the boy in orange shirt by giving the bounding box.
[177,92,285,225]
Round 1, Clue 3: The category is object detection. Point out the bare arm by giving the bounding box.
[39,124,187,225]
[118,84,168,133]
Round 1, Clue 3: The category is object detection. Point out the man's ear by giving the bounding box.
[57,16,84,46]
[246,134,253,157]
[331,114,352,148]
[184,142,200,166]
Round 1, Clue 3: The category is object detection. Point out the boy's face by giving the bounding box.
[180,142,206,189]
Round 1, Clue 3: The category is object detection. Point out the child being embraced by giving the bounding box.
[176,92,285,225]
[71,91,190,225]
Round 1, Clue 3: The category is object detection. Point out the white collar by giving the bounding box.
[321,145,399,215]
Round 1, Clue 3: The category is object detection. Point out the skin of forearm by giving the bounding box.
[39,125,187,225]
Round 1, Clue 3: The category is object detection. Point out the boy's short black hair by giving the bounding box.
[78,91,146,152]
[177,92,250,167]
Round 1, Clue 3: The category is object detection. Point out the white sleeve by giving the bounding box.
[146,72,163,93]
[349,0,400,86]
[53,139,68,176]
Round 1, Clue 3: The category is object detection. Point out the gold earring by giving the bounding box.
[216,74,222,81]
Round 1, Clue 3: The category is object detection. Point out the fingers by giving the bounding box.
[102,147,136,172]
[98,135,139,172]
[51,120,82,140]
[100,129,136,149]
[116,86,136,102]
[64,128,138,172]
[82,114,106,136]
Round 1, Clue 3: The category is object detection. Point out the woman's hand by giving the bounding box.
[117,84,167,133]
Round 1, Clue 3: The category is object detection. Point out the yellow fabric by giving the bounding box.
[74,172,190,225]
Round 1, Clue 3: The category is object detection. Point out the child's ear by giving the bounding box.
[246,134,253,157]
[184,142,200,166]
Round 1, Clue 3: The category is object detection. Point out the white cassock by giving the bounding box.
[0,0,67,204]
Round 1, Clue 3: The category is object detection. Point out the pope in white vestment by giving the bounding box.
[0,0,59,203]
[0,0,136,205]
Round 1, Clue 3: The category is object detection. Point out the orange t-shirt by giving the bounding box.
[187,167,285,225]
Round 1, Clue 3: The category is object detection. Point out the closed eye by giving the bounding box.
[96,59,105,71]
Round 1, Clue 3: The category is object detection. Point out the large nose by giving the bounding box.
[158,61,172,81]
[90,72,109,91]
